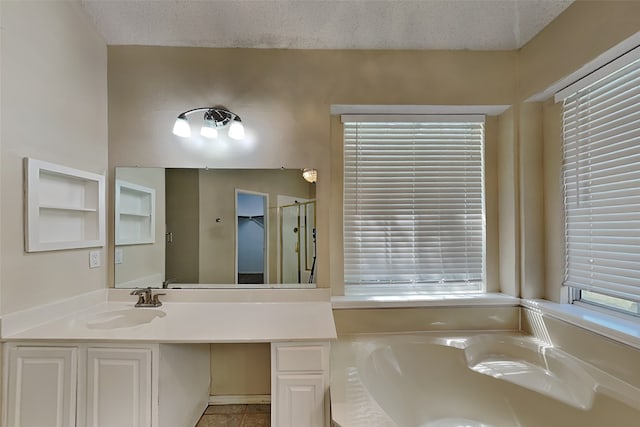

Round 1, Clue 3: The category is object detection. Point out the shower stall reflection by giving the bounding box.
[280,201,316,284]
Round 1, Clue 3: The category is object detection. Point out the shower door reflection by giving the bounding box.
[280,200,316,284]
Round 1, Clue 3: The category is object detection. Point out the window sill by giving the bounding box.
[521,299,640,351]
[331,292,520,309]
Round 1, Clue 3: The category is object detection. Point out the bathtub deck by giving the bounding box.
[330,332,640,427]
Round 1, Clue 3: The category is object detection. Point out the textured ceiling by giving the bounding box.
[81,0,574,50]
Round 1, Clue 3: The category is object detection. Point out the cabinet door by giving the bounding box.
[85,348,152,427]
[275,374,324,427]
[6,346,78,427]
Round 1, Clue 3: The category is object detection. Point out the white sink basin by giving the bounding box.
[83,308,166,329]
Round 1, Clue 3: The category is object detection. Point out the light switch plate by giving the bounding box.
[115,248,123,264]
[89,250,101,268]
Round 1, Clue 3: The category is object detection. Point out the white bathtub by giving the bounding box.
[330,333,640,427]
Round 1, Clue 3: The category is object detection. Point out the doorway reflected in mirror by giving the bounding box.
[236,191,267,284]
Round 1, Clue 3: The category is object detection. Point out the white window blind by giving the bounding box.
[560,46,640,302]
[342,115,485,293]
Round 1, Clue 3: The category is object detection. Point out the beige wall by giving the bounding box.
[497,103,546,299]
[518,0,640,102]
[497,107,519,296]
[0,1,3,418]
[210,343,270,396]
[165,168,200,283]
[542,100,565,302]
[518,103,545,299]
[0,1,108,314]
[198,169,313,284]
[114,168,166,287]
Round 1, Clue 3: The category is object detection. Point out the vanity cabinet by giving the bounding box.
[5,346,78,427]
[3,343,210,427]
[271,342,330,427]
[84,348,153,427]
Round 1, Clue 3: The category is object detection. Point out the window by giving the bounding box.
[342,115,485,294]
[557,46,640,316]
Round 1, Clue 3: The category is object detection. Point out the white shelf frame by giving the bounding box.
[115,179,156,245]
[24,158,106,252]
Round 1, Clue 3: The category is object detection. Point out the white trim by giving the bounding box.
[115,179,156,245]
[24,158,106,252]
[554,44,640,102]
[526,30,640,102]
[521,299,640,351]
[331,104,509,116]
[332,292,519,309]
[340,114,485,123]
[208,395,271,405]
[573,300,640,323]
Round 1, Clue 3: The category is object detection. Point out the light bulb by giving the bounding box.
[228,118,245,140]
[200,120,218,139]
[172,115,191,138]
[302,168,318,183]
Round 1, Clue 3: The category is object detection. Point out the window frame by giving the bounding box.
[341,114,488,295]
[557,45,640,315]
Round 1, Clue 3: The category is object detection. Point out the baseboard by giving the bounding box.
[208,395,271,405]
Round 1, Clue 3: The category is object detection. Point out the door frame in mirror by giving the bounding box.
[235,188,269,285]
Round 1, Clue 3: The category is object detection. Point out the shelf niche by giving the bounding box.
[115,179,156,245]
[24,158,106,252]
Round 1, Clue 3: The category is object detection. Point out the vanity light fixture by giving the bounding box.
[302,168,318,183]
[172,107,245,140]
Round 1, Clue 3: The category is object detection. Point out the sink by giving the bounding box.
[83,308,166,329]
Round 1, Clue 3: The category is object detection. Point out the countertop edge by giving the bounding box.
[1,300,337,343]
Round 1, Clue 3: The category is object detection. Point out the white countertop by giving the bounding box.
[1,291,337,343]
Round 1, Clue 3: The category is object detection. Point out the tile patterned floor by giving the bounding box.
[196,404,270,427]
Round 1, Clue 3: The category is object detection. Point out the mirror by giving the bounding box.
[114,168,316,288]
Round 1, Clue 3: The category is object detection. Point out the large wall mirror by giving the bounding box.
[114,167,316,289]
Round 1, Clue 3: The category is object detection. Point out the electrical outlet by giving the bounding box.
[115,248,124,264]
[89,250,101,268]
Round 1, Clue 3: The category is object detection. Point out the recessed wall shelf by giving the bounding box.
[115,180,156,245]
[24,158,106,252]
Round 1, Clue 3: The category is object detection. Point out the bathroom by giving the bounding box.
[1,1,640,427]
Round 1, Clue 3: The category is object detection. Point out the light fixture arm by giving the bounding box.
[179,107,240,126]
[173,106,244,140]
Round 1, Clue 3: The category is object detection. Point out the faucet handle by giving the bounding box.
[130,289,146,306]
[151,293,166,307]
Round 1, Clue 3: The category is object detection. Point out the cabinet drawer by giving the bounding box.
[276,345,326,372]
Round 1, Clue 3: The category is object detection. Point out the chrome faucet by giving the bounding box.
[130,287,165,307]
